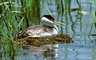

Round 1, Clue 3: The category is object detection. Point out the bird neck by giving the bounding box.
[40,19,58,31]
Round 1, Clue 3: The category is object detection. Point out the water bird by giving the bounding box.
[16,15,59,39]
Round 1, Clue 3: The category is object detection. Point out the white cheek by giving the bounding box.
[41,17,53,23]
[41,17,54,27]
[41,17,58,31]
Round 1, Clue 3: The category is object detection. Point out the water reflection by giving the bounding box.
[0,0,96,60]
[43,48,58,60]
[17,44,59,60]
[1,43,19,60]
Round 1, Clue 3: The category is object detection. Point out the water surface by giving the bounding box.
[1,0,96,60]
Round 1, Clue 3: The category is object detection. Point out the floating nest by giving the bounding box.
[17,34,73,46]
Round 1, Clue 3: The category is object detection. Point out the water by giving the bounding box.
[1,0,96,60]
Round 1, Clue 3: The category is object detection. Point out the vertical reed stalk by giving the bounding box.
[89,10,96,36]
[26,0,40,25]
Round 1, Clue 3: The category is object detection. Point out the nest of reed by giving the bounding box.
[17,34,74,46]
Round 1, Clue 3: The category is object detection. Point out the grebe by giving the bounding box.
[16,15,58,39]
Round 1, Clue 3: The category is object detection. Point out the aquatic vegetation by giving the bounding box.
[89,10,96,36]
[17,34,73,46]
[0,0,40,59]
[0,0,96,60]
[94,0,96,5]
[0,0,40,41]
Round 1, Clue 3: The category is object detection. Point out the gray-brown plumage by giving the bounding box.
[16,25,57,38]
[16,15,58,39]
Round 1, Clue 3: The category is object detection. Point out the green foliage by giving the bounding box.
[64,0,71,11]
[0,0,96,59]
[0,0,40,41]
[94,0,96,6]
[25,0,40,25]
[0,0,40,59]
[0,2,18,40]
[89,10,96,36]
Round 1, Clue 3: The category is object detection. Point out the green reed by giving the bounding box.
[0,0,40,41]
[94,0,96,6]
[0,0,40,59]
[56,0,83,37]
[89,10,96,36]
[26,0,40,25]
[64,0,72,34]
[93,49,96,60]
[56,0,72,33]
[0,0,95,59]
